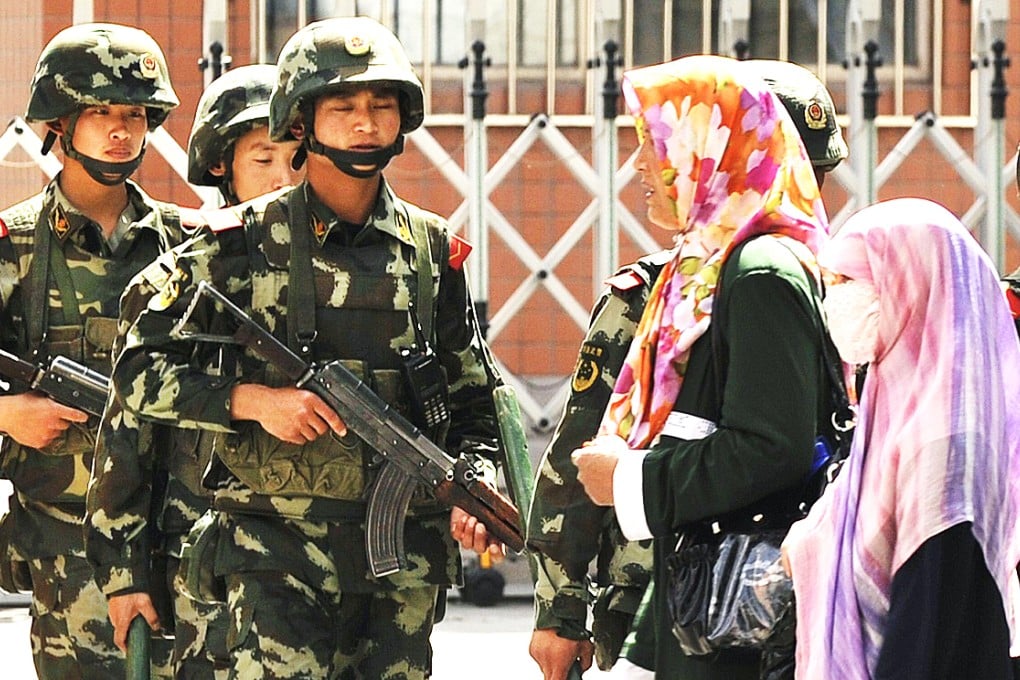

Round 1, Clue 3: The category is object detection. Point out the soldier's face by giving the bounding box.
[312,86,402,170]
[66,104,147,162]
[222,125,304,202]
[633,135,676,230]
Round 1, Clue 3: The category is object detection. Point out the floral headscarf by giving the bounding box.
[785,198,1020,678]
[599,55,829,447]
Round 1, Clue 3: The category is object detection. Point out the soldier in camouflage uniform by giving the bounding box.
[87,63,305,680]
[173,61,301,680]
[0,22,185,679]
[187,63,304,206]
[526,58,849,679]
[101,17,505,680]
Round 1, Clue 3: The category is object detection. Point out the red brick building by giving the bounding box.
[3,1,1019,429]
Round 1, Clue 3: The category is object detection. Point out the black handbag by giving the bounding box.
[667,526,793,655]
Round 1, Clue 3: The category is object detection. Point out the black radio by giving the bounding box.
[400,348,450,430]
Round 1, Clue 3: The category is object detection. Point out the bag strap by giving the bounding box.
[704,237,853,527]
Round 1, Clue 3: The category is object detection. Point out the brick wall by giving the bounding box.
[16,2,1020,381]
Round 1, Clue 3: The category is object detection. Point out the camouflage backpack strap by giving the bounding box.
[399,202,436,340]
[153,201,198,250]
[25,206,81,356]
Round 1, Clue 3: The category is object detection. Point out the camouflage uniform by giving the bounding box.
[527,251,671,669]
[0,23,184,680]
[0,182,188,676]
[108,17,502,680]
[154,64,288,680]
[527,58,851,673]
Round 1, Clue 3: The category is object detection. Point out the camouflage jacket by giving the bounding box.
[92,180,500,593]
[527,250,672,636]
[0,177,190,560]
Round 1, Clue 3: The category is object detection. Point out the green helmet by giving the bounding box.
[26,22,179,130]
[269,16,424,142]
[188,64,277,186]
[745,59,849,170]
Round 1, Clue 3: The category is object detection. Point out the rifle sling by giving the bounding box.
[287,185,317,362]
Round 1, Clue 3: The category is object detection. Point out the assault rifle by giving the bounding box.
[172,281,525,577]
[0,348,109,417]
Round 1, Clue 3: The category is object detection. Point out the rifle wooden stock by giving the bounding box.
[181,281,525,578]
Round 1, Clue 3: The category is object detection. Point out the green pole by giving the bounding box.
[126,615,151,680]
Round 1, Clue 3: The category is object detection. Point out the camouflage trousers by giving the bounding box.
[216,513,440,680]
[24,553,132,679]
[167,554,231,679]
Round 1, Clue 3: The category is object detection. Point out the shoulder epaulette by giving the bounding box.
[449,233,473,271]
[604,269,645,292]
[203,206,244,233]
[0,217,7,238]
[176,207,206,230]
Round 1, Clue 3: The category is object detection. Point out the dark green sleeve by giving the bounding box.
[640,251,821,535]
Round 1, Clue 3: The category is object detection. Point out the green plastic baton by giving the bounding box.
[126,615,150,680]
[492,384,534,530]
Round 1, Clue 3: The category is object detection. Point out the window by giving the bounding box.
[260,1,581,69]
[628,0,923,70]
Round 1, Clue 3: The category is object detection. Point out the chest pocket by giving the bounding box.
[214,360,374,500]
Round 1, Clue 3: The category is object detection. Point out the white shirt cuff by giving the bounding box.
[613,450,653,541]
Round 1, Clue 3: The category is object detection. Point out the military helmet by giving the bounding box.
[744,59,849,169]
[188,64,278,185]
[26,22,179,129]
[269,16,425,142]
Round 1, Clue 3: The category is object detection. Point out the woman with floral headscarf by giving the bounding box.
[572,55,831,678]
[783,198,1020,680]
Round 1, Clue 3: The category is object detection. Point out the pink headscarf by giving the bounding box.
[785,198,1020,678]
[598,54,829,447]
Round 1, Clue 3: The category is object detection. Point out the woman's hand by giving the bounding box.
[571,435,630,506]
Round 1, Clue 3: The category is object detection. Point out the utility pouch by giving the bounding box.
[176,509,226,604]
[0,512,31,594]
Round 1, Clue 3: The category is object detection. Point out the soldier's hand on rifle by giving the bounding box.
[0,392,89,449]
[529,628,594,680]
[107,591,160,653]
[230,383,347,445]
[450,506,505,561]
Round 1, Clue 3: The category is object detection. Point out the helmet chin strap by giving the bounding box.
[45,111,145,186]
[302,134,405,179]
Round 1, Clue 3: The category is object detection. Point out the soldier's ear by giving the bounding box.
[208,161,227,178]
[291,113,305,141]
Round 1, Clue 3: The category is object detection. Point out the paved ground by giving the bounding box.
[0,427,619,679]
[0,596,612,679]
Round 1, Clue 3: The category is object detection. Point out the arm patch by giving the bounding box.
[449,234,473,271]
